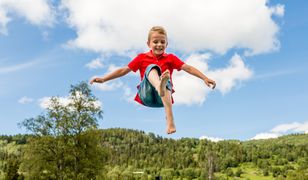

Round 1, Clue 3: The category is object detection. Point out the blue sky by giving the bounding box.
[1,0,308,141]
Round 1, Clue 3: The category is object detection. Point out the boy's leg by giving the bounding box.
[161,90,176,134]
[148,68,176,134]
[148,69,170,97]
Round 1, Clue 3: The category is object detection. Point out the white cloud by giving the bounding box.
[173,53,253,105]
[85,58,104,69]
[0,6,10,34]
[90,54,252,106]
[211,54,253,95]
[0,0,55,35]
[122,85,135,103]
[93,81,124,91]
[172,53,212,105]
[200,135,224,142]
[251,121,308,140]
[90,63,124,91]
[271,122,308,134]
[90,63,137,103]
[271,4,284,17]
[38,91,102,110]
[61,0,283,55]
[92,78,136,104]
[18,96,33,104]
[106,64,122,74]
[251,132,280,140]
[38,96,70,109]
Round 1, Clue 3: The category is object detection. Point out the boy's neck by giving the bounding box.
[150,50,166,58]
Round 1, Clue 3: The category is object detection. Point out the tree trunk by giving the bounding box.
[208,154,214,180]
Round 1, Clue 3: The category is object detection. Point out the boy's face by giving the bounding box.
[147,32,168,57]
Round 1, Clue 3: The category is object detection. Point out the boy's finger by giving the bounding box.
[212,82,216,89]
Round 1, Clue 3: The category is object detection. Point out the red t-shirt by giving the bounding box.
[128,50,185,105]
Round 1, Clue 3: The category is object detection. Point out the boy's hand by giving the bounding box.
[90,77,105,85]
[204,78,216,89]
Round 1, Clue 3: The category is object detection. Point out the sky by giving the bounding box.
[1,0,308,141]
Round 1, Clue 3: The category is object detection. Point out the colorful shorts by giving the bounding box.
[138,64,172,108]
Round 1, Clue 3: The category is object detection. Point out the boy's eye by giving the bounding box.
[153,40,165,44]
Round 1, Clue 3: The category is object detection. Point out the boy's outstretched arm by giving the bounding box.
[181,64,216,89]
[90,66,131,84]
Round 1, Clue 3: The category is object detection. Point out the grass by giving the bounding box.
[240,163,274,180]
[215,163,275,180]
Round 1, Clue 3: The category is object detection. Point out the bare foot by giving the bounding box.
[166,116,176,134]
[159,70,170,97]
[167,126,176,134]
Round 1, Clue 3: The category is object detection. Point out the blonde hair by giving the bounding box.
[148,26,167,42]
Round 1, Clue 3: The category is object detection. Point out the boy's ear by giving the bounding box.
[147,41,150,47]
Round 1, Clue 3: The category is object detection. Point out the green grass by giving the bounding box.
[240,163,274,180]
[240,168,274,180]
[215,163,275,180]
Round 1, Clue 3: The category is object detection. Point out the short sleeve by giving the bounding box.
[171,54,185,71]
[128,54,142,72]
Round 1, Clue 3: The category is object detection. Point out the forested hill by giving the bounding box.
[1,128,308,179]
[246,133,308,146]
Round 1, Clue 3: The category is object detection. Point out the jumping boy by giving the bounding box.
[90,26,216,134]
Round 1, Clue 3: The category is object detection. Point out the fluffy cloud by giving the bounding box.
[121,84,136,103]
[85,58,104,69]
[92,81,136,103]
[250,132,279,140]
[91,54,252,106]
[61,0,283,55]
[0,0,54,35]
[18,96,33,104]
[39,96,70,109]
[251,121,308,140]
[172,53,212,105]
[38,91,102,109]
[271,4,284,17]
[271,122,308,134]
[173,53,252,105]
[90,64,124,91]
[89,62,138,103]
[93,81,123,91]
[200,135,224,142]
[211,54,253,94]
[60,0,281,106]
[0,6,10,34]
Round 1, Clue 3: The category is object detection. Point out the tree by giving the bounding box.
[4,155,21,180]
[20,82,102,137]
[198,140,218,180]
[19,82,106,179]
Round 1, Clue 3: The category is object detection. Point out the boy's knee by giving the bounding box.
[149,68,159,74]
[147,64,161,75]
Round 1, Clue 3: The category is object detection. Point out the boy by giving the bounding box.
[90,26,216,134]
